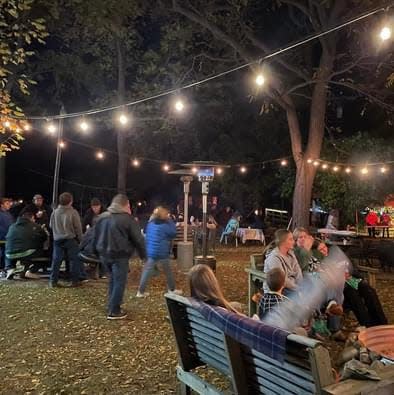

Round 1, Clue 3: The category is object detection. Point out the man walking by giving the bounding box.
[93,194,146,320]
[49,192,85,287]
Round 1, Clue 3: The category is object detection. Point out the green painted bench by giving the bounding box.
[165,293,394,395]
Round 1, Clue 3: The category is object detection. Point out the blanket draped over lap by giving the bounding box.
[189,298,290,363]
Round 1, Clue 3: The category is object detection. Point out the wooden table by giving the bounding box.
[245,267,266,316]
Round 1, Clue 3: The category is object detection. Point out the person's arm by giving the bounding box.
[165,220,177,239]
[128,217,147,260]
[72,210,83,242]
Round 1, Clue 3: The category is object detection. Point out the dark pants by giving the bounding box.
[0,244,5,270]
[105,258,129,315]
[343,280,387,327]
[50,239,82,284]
[368,227,375,237]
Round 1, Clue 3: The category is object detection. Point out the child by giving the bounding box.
[258,267,288,319]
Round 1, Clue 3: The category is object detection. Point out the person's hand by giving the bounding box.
[36,210,43,218]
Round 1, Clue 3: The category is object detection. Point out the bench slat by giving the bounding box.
[192,334,228,359]
[189,318,225,342]
[194,348,230,376]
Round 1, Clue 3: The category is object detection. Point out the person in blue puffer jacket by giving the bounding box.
[136,206,182,297]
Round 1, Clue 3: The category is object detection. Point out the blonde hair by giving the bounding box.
[188,264,238,313]
[293,227,309,241]
[262,229,292,257]
[151,206,169,220]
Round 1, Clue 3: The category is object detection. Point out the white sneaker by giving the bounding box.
[136,291,150,298]
[168,289,183,295]
[6,268,15,280]
[24,270,41,279]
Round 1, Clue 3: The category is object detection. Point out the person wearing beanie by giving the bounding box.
[82,197,104,232]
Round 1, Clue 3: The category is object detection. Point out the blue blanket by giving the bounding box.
[189,299,290,363]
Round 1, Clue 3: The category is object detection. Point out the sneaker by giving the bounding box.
[48,281,59,288]
[99,275,107,279]
[168,289,183,295]
[6,269,15,280]
[136,291,150,298]
[79,279,89,284]
[25,270,41,279]
[107,310,127,320]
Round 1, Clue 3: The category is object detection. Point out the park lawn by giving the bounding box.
[0,246,393,394]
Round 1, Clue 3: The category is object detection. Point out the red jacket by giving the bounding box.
[366,211,378,226]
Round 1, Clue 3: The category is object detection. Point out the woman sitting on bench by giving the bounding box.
[189,264,241,314]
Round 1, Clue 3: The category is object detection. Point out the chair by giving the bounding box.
[220,218,239,247]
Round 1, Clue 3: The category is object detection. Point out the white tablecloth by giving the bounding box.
[236,228,265,244]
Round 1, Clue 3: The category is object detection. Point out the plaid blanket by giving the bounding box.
[189,299,290,363]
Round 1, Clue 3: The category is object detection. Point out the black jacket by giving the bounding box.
[6,217,47,254]
[82,207,104,232]
[93,211,146,260]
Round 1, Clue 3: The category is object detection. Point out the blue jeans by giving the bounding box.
[106,258,129,315]
[50,239,82,284]
[138,258,175,293]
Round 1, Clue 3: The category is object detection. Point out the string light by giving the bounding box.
[132,159,140,167]
[137,202,142,207]
[216,167,223,175]
[255,74,265,86]
[191,167,198,174]
[379,26,392,41]
[322,164,328,170]
[23,123,31,131]
[345,167,352,173]
[280,159,288,166]
[163,164,170,172]
[58,141,66,149]
[240,166,247,173]
[307,159,313,164]
[4,121,11,128]
[79,120,89,131]
[333,166,339,172]
[96,151,104,160]
[119,113,129,125]
[47,123,56,134]
[361,167,368,175]
[380,166,387,173]
[313,161,319,167]
[174,100,185,112]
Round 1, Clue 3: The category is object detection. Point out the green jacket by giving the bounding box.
[5,217,47,255]
[293,246,325,272]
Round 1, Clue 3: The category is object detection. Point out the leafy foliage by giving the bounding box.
[0,0,48,155]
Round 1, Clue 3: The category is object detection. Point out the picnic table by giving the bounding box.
[236,227,265,244]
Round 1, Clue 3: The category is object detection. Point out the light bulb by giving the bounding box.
[119,114,128,125]
[191,167,198,174]
[255,74,265,86]
[23,123,31,131]
[137,202,142,207]
[380,166,387,173]
[361,167,368,175]
[58,141,66,149]
[132,159,140,167]
[3,121,11,128]
[307,159,313,164]
[345,167,351,174]
[96,151,104,160]
[313,161,319,167]
[80,120,89,131]
[163,164,170,171]
[47,123,56,134]
[380,26,391,41]
[216,168,223,175]
[322,164,328,170]
[174,100,184,112]
[280,160,288,166]
[240,166,247,173]
[333,166,339,172]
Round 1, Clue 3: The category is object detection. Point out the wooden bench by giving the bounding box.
[165,293,394,395]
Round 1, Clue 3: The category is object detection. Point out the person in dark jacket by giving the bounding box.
[82,198,104,232]
[137,206,181,298]
[93,194,146,320]
[5,210,48,279]
[0,197,14,277]
[24,194,52,227]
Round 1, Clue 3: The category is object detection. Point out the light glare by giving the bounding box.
[240,166,247,173]
[96,151,104,160]
[361,167,368,175]
[216,168,223,175]
[47,123,56,134]
[333,166,339,172]
[174,100,185,112]
[280,160,288,166]
[313,161,319,167]
[132,159,140,167]
[163,164,170,172]
[322,164,328,170]
[345,167,351,174]
[380,166,387,173]
[80,121,89,131]
[380,26,391,41]
[119,114,128,125]
[255,74,265,86]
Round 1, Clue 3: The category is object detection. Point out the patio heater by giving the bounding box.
[168,169,194,272]
[183,162,223,272]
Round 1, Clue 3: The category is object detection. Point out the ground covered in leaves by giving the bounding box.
[1,246,393,394]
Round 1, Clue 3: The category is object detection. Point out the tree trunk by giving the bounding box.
[116,36,127,194]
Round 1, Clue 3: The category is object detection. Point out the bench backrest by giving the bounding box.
[165,293,334,395]
[250,253,264,270]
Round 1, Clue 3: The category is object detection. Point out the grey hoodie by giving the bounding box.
[50,205,83,242]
